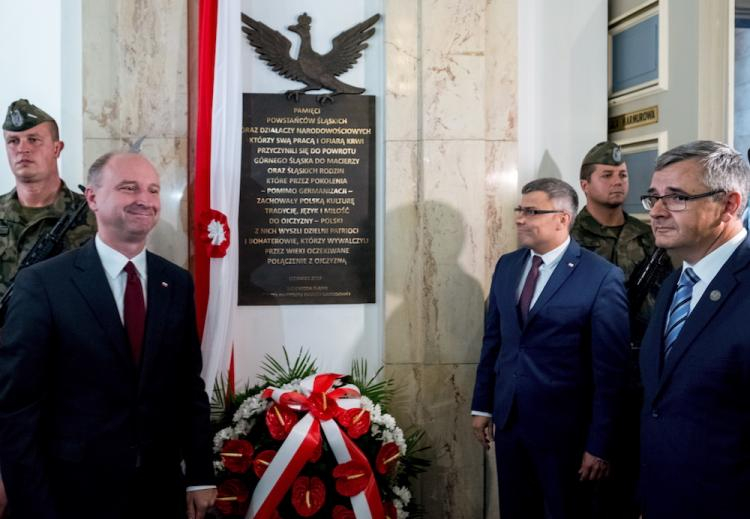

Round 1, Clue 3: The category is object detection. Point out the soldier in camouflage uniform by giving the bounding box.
[0,99,96,300]
[0,99,96,518]
[572,141,669,519]
[572,141,667,339]
[573,141,655,283]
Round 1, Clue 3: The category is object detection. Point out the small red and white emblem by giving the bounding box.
[198,209,230,258]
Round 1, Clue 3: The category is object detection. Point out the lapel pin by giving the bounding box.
[568,262,574,268]
[161,281,169,288]
[709,290,721,302]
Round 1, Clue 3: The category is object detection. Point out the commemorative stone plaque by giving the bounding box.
[238,93,376,305]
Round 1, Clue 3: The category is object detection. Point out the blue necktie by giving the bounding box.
[664,267,700,358]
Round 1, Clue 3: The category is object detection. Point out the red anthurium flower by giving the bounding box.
[215,479,250,516]
[278,391,308,409]
[253,449,276,478]
[376,442,401,475]
[338,408,371,439]
[311,373,343,393]
[291,476,326,517]
[384,501,398,519]
[266,403,299,440]
[332,504,356,519]
[333,460,371,497]
[220,439,254,474]
[307,391,341,421]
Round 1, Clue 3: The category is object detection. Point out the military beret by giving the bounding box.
[3,99,56,132]
[582,141,624,167]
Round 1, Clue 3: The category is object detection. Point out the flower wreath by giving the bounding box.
[211,351,429,519]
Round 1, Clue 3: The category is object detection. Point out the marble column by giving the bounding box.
[81,0,189,267]
[384,0,518,516]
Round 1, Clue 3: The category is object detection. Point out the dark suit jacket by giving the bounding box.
[472,239,630,458]
[640,235,750,519]
[0,240,213,519]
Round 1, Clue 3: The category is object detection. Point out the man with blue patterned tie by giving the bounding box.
[639,141,750,518]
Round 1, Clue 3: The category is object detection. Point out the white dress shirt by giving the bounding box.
[679,228,747,312]
[95,234,147,323]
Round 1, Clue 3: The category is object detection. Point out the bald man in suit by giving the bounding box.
[0,152,215,519]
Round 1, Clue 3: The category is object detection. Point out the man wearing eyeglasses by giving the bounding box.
[471,178,630,519]
[638,141,750,519]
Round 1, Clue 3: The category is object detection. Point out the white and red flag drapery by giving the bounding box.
[195,0,243,394]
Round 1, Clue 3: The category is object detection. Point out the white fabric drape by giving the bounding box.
[201,0,243,395]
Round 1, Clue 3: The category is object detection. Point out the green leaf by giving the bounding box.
[350,358,395,407]
[398,428,432,480]
[209,374,228,423]
[259,346,317,387]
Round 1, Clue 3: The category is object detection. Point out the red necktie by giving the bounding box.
[123,261,145,364]
[518,255,543,324]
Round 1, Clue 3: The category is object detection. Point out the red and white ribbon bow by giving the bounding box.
[247,373,384,519]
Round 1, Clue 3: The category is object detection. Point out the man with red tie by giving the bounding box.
[0,152,216,518]
[471,178,630,519]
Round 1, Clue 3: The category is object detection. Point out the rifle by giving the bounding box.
[626,247,671,346]
[0,188,90,320]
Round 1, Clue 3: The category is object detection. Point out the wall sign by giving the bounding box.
[238,93,376,305]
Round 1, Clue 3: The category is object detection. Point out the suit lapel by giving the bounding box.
[71,240,133,366]
[138,253,172,393]
[525,240,580,326]
[657,238,750,394]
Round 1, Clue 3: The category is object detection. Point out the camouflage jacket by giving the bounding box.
[572,205,655,280]
[0,181,97,298]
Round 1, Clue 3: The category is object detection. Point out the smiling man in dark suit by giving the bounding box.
[0,152,215,519]
[639,141,750,519]
[471,178,630,519]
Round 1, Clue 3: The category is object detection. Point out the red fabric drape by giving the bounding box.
[194,0,218,337]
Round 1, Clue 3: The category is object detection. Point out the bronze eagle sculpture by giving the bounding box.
[241,12,381,103]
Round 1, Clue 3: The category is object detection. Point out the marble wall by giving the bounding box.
[82,0,190,268]
[79,0,520,515]
[384,0,518,516]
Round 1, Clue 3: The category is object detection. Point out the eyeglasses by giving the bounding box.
[513,206,565,217]
[640,190,725,212]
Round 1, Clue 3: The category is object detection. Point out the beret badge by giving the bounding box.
[9,109,23,128]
